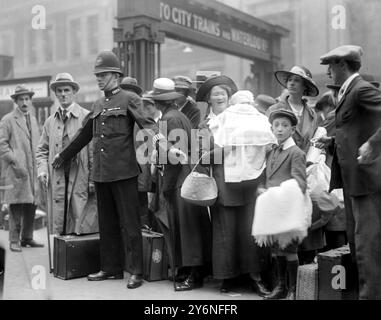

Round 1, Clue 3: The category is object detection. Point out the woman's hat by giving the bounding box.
[195,75,238,102]
[10,85,35,100]
[120,76,143,95]
[50,73,80,92]
[145,78,183,101]
[269,109,298,126]
[274,66,319,97]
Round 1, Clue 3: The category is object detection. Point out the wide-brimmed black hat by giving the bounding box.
[195,75,237,102]
[274,66,319,97]
[10,85,35,100]
[268,109,298,126]
[120,76,143,95]
[145,78,183,101]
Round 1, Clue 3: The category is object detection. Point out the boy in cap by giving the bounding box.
[260,109,307,300]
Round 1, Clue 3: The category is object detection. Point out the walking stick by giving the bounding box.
[42,178,53,273]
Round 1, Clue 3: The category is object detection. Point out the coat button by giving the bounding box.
[102,122,105,126]
[55,144,59,147]
[58,127,61,130]
[101,148,104,152]
[101,134,104,138]
[57,181,60,184]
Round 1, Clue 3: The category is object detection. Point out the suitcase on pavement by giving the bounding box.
[142,229,168,282]
[53,233,100,280]
[317,244,358,300]
[296,263,318,300]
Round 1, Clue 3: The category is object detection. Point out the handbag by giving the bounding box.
[180,152,218,207]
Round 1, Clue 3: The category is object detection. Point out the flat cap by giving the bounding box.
[320,45,363,65]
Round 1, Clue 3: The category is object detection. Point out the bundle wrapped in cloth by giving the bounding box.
[208,103,277,182]
[252,179,312,249]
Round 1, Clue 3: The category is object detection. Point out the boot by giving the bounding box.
[175,267,204,291]
[263,256,287,300]
[286,260,299,300]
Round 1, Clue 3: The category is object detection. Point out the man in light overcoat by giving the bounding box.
[36,73,98,235]
[0,85,44,252]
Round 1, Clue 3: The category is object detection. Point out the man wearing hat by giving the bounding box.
[52,51,164,289]
[0,85,44,251]
[173,76,200,129]
[317,45,381,299]
[36,73,98,236]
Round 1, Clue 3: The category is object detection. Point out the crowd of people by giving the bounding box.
[0,44,380,300]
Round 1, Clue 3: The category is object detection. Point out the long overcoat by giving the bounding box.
[36,103,98,234]
[0,108,41,205]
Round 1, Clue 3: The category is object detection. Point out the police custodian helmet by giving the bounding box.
[93,51,124,76]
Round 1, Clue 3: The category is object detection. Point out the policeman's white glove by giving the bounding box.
[38,172,49,188]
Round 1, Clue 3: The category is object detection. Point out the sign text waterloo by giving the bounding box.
[160,1,269,54]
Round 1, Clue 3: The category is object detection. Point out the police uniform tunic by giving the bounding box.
[60,87,159,275]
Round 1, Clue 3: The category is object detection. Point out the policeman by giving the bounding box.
[52,51,162,289]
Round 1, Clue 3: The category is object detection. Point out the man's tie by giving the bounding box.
[61,109,68,123]
[25,113,31,135]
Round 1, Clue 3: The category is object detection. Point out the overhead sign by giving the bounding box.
[160,0,270,54]
[0,77,50,101]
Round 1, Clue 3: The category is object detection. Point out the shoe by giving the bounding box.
[175,275,203,291]
[263,282,288,300]
[21,239,44,248]
[220,279,234,293]
[87,270,124,281]
[250,278,271,296]
[286,287,296,300]
[10,242,22,252]
[127,274,143,289]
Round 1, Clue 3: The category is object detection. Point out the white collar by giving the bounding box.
[154,110,162,123]
[279,136,296,150]
[60,103,75,116]
[339,73,359,98]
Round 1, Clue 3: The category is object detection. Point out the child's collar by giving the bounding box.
[278,136,296,150]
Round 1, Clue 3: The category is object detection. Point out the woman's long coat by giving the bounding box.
[36,103,98,234]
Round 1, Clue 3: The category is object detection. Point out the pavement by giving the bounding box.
[0,227,262,300]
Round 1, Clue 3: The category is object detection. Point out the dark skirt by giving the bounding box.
[160,188,212,268]
[210,202,261,279]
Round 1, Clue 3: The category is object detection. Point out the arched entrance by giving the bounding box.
[114,0,288,96]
